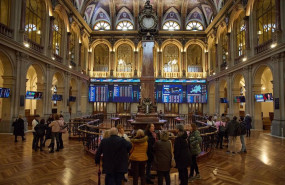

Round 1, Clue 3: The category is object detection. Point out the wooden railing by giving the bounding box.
[0,23,13,38]
[255,39,272,54]
[116,71,133,78]
[186,72,203,78]
[220,62,228,71]
[53,54,63,63]
[91,71,109,78]
[163,72,180,78]
[234,55,244,65]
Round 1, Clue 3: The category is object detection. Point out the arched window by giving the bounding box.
[24,0,44,45]
[0,0,11,26]
[186,21,204,31]
[163,21,180,31]
[187,44,202,72]
[256,0,276,46]
[116,21,133,31]
[117,44,133,72]
[94,21,111,31]
[235,13,245,57]
[69,31,76,62]
[163,44,179,72]
[221,31,228,64]
[53,13,64,56]
[94,44,109,71]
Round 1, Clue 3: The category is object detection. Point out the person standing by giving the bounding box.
[12,115,25,142]
[145,123,157,184]
[48,114,61,153]
[95,127,132,185]
[43,114,53,147]
[58,114,66,149]
[153,131,172,185]
[34,119,46,151]
[215,117,226,149]
[188,123,202,181]
[174,124,191,185]
[32,115,40,149]
[117,124,131,142]
[239,117,247,153]
[207,116,215,126]
[129,129,148,185]
[226,116,239,155]
[245,114,252,137]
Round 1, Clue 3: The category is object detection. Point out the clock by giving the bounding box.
[142,16,155,29]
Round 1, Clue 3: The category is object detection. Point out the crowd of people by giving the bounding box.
[95,123,202,185]
[206,114,252,154]
[12,114,67,153]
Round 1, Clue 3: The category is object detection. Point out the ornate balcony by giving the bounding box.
[220,62,228,71]
[53,54,62,63]
[116,72,133,78]
[91,71,109,78]
[186,72,203,78]
[24,35,43,53]
[0,23,13,38]
[255,39,272,54]
[234,55,244,65]
[163,72,181,78]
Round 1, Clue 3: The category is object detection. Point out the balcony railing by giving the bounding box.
[220,62,228,71]
[91,71,109,78]
[53,54,62,63]
[163,72,181,78]
[116,71,133,78]
[255,39,272,54]
[234,55,244,65]
[0,23,13,38]
[186,72,203,78]
[24,36,43,53]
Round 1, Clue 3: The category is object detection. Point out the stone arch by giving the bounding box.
[253,64,274,130]
[228,4,244,33]
[90,39,112,51]
[186,44,203,72]
[25,63,45,117]
[162,43,181,74]
[54,4,70,32]
[232,72,246,117]
[0,50,15,132]
[161,39,183,51]
[216,22,228,44]
[51,71,65,114]
[184,39,206,52]
[93,43,110,72]
[114,39,135,51]
[115,43,134,75]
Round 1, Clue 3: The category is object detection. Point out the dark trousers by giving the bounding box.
[131,161,146,185]
[216,133,224,148]
[246,129,251,137]
[190,155,199,177]
[157,170,170,185]
[15,135,25,141]
[35,136,44,150]
[178,168,188,185]
[146,160,152,179]
[32,132,37,149]
[105,172,124,185]
[58,132,64,149]
[50,132,59,151]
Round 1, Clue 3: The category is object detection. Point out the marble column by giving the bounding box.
[66,32,71,60]
[109,51,115,77]
[36,83,45,117]
[226,33,231,64]
[215,44,218,70]
[227,74,233,117]
[78,43,82,70]
[275,0,282,44]
[232,88,240,117]
[157,51,162,77]
[44,65,52,118]
[134,51,138,77]
[215,79,220,115]
[48,16,55,56]
[182,51,186,77]
[205,51,208,74]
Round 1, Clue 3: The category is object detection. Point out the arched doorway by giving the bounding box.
[51,72,64,114]
[253,66,273,130]
[209,83,215,115]
[0,51,14,132]
[25,64,45,120]
[69,78,77,118]
[232,74,245,117]
[219,79,228,115]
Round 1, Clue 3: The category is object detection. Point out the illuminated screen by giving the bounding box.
[255,94,264,102]
[52,94,63,101]
[187,85,207,103]
[113,85,133,102]
[89,85,108,102]
[162,85,183,103]
[0,88,10,98]
[26,91,42,99]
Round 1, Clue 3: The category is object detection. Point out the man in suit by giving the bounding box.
[95,127,132,185]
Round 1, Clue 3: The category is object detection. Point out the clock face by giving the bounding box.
[142,17,155,29]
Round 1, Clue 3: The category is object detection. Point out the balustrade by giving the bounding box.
[0,23,13,38]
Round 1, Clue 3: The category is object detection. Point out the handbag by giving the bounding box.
[169,141,176,168]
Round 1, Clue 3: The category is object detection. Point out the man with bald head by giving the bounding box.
[95,127,132,185]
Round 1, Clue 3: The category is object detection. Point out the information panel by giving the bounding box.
[113,84,133,102]
[187,85,207,103]
[89,85,108,102]
[162,85,183,103]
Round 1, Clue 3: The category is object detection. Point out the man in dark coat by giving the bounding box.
[226,116,239,154]
[174,124,191,185]
[95,127,132,185]
[34,119,46,151]
[12,115,25,142]
[244,114,252,137]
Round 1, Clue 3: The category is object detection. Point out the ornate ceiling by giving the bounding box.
[72,0,226,30]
